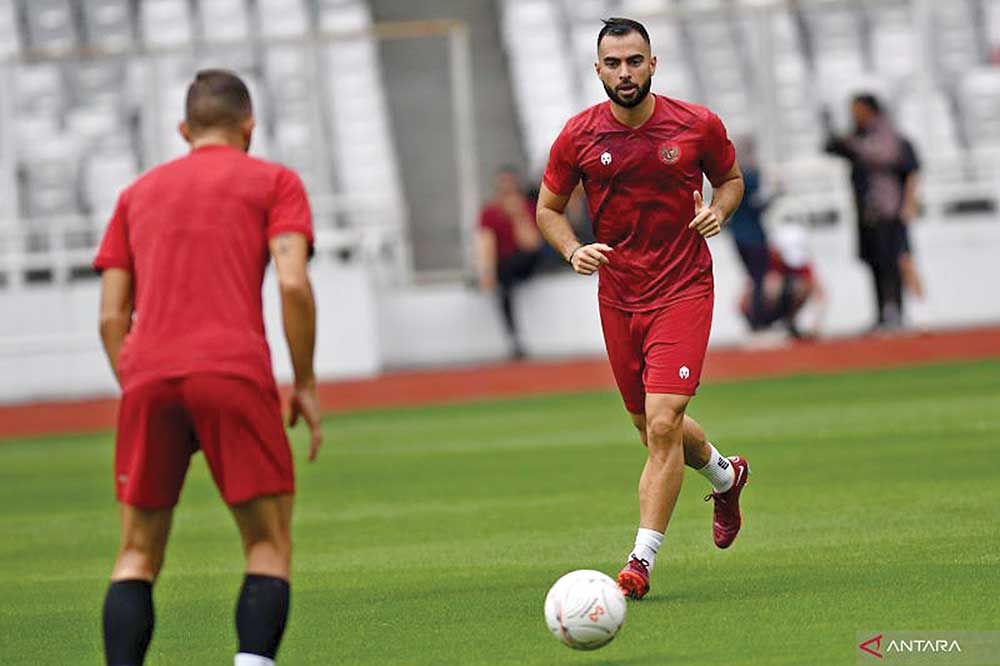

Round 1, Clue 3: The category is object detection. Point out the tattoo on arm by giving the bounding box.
[275,233,294,256]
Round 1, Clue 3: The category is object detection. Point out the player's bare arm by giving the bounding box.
[98,268,133,386]
[536,183,613,275]
[902,171,920,224]
[475,227,498,291]
[690,159,745,239]
[270,231,323,461]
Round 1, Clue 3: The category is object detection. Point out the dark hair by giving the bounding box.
[496,164,521,177]
[852,93,882,114]
[185,69,253,132]
[597,17,650,50]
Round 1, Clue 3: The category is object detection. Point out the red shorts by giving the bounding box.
[114,374,294,509]
[599,293,714,414]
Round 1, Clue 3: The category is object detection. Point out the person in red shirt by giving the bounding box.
[476,165,545,358]
[94,70,322,666]
[537,19,750,600]
[738,233,825,340]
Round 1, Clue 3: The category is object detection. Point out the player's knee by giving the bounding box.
[243,529,291,568]
[646,411,684,445]
[116,540,166,579]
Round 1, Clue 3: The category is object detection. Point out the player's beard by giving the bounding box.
[603,78,652,109]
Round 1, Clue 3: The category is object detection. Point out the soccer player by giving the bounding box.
[536,18,751,600]
[94,70,322,665]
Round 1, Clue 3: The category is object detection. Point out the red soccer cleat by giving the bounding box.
[616,557,650,600]
[705,456,751,549]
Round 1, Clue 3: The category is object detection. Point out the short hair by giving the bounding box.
[852,93,882,114]
[597,17,650,50]
[496,164,521,178]
[185,69,253,132]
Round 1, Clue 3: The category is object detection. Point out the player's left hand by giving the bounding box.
[290,380,323,462]
[689,191,722,238]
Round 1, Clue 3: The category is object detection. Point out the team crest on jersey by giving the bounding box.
[659,143,681,164]
[600,151,612,166]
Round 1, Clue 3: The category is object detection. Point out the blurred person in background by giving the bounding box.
[739,221,825,341]
[824,93,910,331]
[476,165,545,359]
[727,135,774,333]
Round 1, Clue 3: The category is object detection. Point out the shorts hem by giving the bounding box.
[223,484,295,507]
[117,493,180,511]
[643,384,698,397]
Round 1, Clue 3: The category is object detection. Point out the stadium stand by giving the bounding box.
[81,0,135,52]
[0,0,998,289]
[500,0,577,173]
[499,0,1000,225]
[676,0,754,137]
[0,0,999,401]
[199,0,251,42]
[320,0,409,279]
[0,0,407,286]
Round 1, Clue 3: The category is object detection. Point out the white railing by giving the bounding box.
[0,18,479,286]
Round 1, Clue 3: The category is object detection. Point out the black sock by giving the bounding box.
[103,579,154,666]
[235,574,290,660]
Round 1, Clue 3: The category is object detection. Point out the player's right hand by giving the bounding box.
[290,380,323,462]
[569,243,613,275]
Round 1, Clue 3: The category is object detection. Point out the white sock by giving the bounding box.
[698,443,735,492]
[628,528,664,570]
[235,654,275,666]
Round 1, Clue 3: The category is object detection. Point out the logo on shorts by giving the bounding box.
[659,143,681,164]
[679,366,690,379]
[117,474,128,484]
[600,151,612,166]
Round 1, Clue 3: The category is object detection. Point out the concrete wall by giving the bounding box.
[1,211,998,403]
[376,212,1000,367]
[0,263,381,403]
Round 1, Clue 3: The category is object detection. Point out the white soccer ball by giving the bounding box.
[544,569,627,650]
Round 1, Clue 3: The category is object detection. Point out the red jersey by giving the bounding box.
[478,198,536,261]
[543,95,736,311]
[93,144,314,392]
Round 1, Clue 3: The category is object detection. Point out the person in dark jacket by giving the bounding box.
[825,93,909,329]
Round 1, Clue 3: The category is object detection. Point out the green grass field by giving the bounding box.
[1,360,999,665]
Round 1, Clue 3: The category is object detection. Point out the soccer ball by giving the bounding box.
[543,569,627,650]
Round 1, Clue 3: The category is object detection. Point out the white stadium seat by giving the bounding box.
[960,68,1000,147]
[986,0,1000,55]
[317,0,372,33]
[256,0,310,39]
[199,0,251,43]
[867,0,918,85]
[0,0,21,58]
[501,0,577,172]
[931,0,981,78]
[24,0,77,53]
[141,0,193,48]
[81,0,134,52]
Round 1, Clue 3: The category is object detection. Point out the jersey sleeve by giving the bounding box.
[542,123,581,196]
[93,194,133,273]
[700,111,737,186]
[478,206,496,232]
[268,168,314,248]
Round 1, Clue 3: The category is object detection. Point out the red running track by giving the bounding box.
[2,326,999,440]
